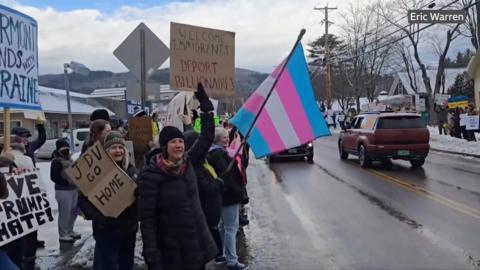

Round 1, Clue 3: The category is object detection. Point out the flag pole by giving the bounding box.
[222,29,307,176]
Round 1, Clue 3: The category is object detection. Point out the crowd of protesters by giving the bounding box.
[436,103,479,141]
[0,84,250,270]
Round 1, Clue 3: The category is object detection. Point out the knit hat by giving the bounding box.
[159,126,184,147]
[103,131,126,150]
[56,138,69,150]
[11,127,32,138]
[90,109,110,122]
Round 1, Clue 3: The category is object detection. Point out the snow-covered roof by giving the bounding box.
[38,87,114,115]
[395,68,466,95]
[39,86,91,98]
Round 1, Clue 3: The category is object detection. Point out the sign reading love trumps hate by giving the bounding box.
[0,5,41,110]
[170,22,235,95]
[66,141,137,218]
[0,171,54,246]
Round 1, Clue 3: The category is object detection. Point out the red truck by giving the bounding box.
[338,112,430,168]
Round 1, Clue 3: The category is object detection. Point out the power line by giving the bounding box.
[318,0,464,67]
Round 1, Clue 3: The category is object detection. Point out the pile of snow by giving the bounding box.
[428,126,480,156]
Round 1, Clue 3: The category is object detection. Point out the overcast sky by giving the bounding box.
[0,0,472,75]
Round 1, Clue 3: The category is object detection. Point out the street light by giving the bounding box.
[64,61,90,151]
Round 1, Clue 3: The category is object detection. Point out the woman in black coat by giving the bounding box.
[78,131,139,270]
[138,84,217,270]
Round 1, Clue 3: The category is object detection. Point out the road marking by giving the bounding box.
[367,169,480,220]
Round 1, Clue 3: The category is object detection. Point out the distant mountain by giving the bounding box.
[39,68,267,97]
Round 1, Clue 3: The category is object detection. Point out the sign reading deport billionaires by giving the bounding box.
[170,22,235,95]
[0,171,54,246]
[0,5,41,110]
[66,141,137,218]
[408,10,466,24]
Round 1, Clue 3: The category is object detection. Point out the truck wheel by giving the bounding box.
[338,140,349,160]
[410,158,425,168]
[358,145,371,168]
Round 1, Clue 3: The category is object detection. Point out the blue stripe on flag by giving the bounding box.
[248,127,271,158]
[231,108,271,158]
[230,108,255,135]
[287,44,330,138]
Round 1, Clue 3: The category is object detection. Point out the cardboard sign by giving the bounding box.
[466,115,479,130]
[166,92,188,132]
[65,141,137,218]
[170,22,235,95]
[0,171,54,246]
[128,117,153,153]
[0,5,41,110]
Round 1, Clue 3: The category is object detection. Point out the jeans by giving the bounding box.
[55,189,79,237]
[220,204,240,266]
[0,250,19,270]
[3,238,24,269]
[93,230,137,270]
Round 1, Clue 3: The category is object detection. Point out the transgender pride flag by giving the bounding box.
[231,43,330,158]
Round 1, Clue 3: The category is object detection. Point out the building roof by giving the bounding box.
[394,68,466,95]
[90,84,179,101]
[38,87,114,115]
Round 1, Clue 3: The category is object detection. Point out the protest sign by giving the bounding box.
[0,5,41,110]
[128,117,153,153]
[170,22,235,95]
[65,141,137,218]
[166,92,188,131]
[0,171,54,246]
[460,113,468,126]
[466,115,479,130]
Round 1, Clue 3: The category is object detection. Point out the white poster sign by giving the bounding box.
[0,171,54,246]
[460,113,468,126]
[466,115,479,130]
[0,5,41,110]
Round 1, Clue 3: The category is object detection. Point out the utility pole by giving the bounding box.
[315,5,337,109]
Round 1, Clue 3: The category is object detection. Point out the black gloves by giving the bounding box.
[195,83,214,112]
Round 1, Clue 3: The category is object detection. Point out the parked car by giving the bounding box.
[34,138,58,159]
[267,142,314,163]
[34,128,90,160]
[338,112,430,168]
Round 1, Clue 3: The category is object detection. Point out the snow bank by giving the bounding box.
[427,126,480,156]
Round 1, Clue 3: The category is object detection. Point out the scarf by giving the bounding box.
[157,155,187,176]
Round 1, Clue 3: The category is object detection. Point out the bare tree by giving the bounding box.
[379,0,462,123]
[394,40,419,93]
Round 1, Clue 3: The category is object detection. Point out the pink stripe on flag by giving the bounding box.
[243,93,265,114]
[274,70,314,143]
[256,110,286,153]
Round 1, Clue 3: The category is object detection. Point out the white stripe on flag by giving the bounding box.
[255,75,276,98]
[265,89,300,148]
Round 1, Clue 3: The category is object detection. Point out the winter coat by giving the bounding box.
[207,145,245,206]
[78,164,139,237]
[195,163,223,227]
[50,151,76,190]
[138,112,217,270]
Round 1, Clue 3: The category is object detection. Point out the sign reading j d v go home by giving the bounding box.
[0,5,41,110]
[408,10,466,24]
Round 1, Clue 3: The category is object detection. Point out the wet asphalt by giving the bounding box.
[33,133,480,269]
[241,133,480,269]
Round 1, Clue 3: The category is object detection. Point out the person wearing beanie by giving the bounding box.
[50,138,80,243]
[139,83,218,270]
[90,109,110,122]
[79,130,139,270]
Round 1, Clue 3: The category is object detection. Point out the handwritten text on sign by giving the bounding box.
[66,141,137,218]
[170,22,235,95]
[0,171,54,246]
[0,5,40,109]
